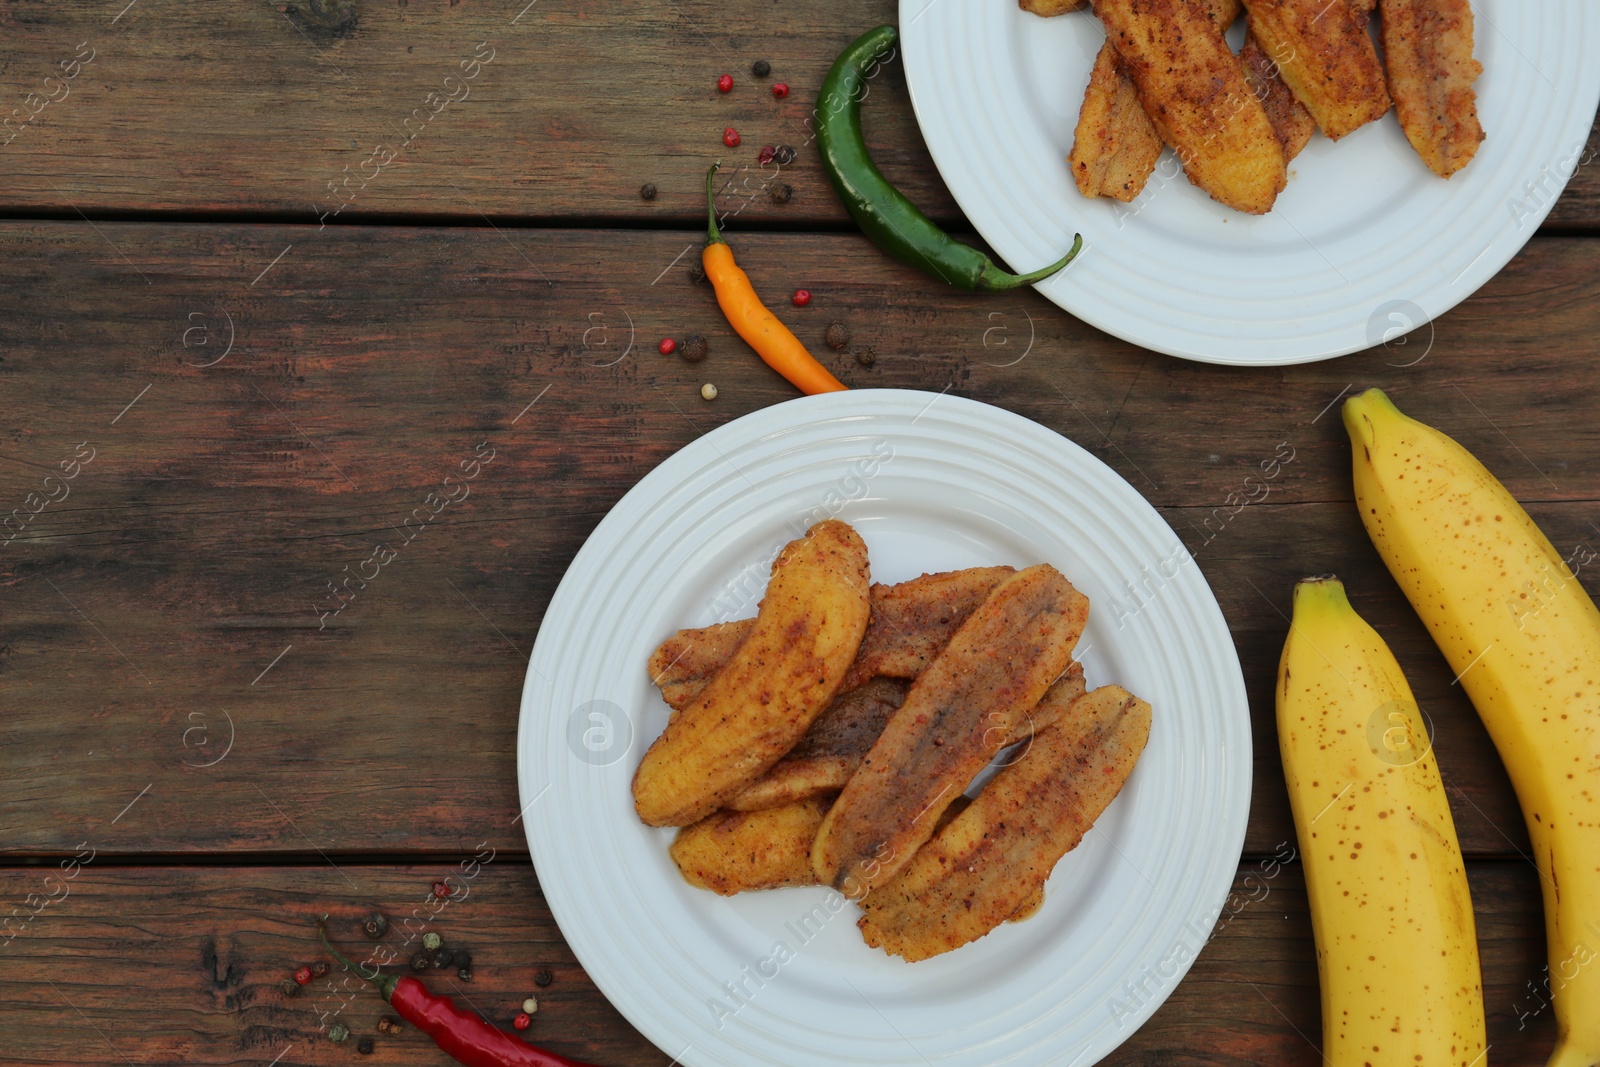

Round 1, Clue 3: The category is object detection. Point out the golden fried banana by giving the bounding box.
[632,521,871,827]
[1240,33,1316,160]
[1096,0,1287,214]
[1379,0,1483,177]
[813,564,1089,894]
[649,567,1015,712]
[670,798,830,895]
[858,686,1152,961]
[1241,0,1391,140]
[728,678,909,811]
[1019,0,1088,13]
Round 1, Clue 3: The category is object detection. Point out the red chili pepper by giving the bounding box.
[318,919,602,1067]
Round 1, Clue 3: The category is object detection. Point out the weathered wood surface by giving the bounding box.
[2,223,1597,860]
[0,0,1595,230]
[0,861,1559,1065]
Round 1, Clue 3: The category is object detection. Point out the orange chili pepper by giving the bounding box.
[703,163,847,395]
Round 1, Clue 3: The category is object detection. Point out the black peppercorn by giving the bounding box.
[681,335,709,362]
[362,912,388,939]
[752,60,771,77]
[433,949,454,968]
[452,948,472,969]
[640,182,658,201]
[774,145,796,165]
[534,969,553,987]
[769,183,793,204]
[357,1036,374,1055]
[688,263,707,285]
[280,978,301,997]
[310,960,330,979]
[457,967,473,981]
[824,321,851,351]
[855,347,877,368]
[410,952,431,972]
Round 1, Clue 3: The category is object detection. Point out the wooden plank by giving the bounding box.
[1,223,1596,858]
[0,1,1594,229]
[0,860,1556,1065]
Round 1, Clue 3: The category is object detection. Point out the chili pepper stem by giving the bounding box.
[317,915,399,1000]
[705,162,725,246]
[975,233,1084,291]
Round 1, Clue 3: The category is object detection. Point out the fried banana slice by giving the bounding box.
[670,797,830,895]
[1096,0,1286,214]
[1240,33,1315,160]
[1070,43,1165,202]
[649,567,1015,712]
[813,564,1089,894]
[632,520,871,827]
[858,686,1152,961]
[1241,0,1390,140]
[728,678,910,811]
[1019,0,1088,13]
[1379,0,1483,177]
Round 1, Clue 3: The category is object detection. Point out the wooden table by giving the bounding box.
[1,2,1596,1063]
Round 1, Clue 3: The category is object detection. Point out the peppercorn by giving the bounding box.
[723,127,741,148]
[513,1012,532,1031]
[432,881,451,899]
[772,82,789,98]
[717,73,733,93]
[294,966,313,986]
[700,383,718,401]
[457,967,473,981]
[769,183,793,204]
[362,913,388,940]
[752,60,771,77]
[357,1036,374,1055]
[422,932,443,952]
[329,1023,350,1043]
[410,952,431,972]
[376,1017,402,1035]
[434,949,454,969]
[688,263,707,285]
[681,335,708,363]
[758,144,776,166]
[659,337,677,356]
[639,182,657,201]
[534,969,553,988]
[774,145,796,165]
[824,321,851,350]
[452,948,472,969]
[855,347,877,368]
[280,978,301,997]
[522,996,539,1014]
[792,289,812,308]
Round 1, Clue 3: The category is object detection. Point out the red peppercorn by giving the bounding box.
[432,881,451,899]
[723,127,741,148]
[758,145,776,165]
[659,338,677,355]
[294,966,313,986]
[772,82,789,99]
[717,73,733,93]
[513,1012,532,1031]
[792,289,812,307]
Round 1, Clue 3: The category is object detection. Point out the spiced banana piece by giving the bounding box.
[858,686,1152,961]
[669,798,831,895]
[1241,0,1391,140]
[632,520,871,827]
[813,564,1089,894]
[1379,0,1483,177]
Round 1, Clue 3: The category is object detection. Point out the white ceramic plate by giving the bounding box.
[900,0,1600,364]
[518,390,1250,1067]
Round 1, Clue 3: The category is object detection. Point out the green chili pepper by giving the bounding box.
[815,24,1082,292]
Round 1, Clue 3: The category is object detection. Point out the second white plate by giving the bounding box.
[519,390,1251,1067]
[901,0,1600,364]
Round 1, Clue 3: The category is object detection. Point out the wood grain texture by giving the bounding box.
[1,224,1597,859]
[0,861,1559,1065]
[0,1,1593,229]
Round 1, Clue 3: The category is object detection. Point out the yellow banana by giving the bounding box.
[1279,575,1485,1066]
[1346,388,1600,1067]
